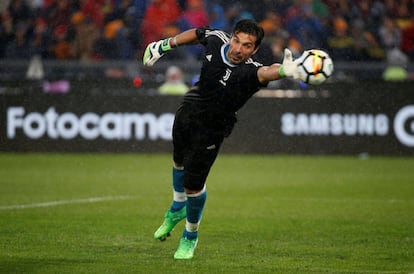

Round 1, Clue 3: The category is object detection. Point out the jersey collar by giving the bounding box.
[221,43,237,67]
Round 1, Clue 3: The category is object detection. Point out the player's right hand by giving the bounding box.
[142,38,173,66]
[281,48,300,79]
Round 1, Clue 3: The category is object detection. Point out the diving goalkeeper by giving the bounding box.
[143,19,302,260]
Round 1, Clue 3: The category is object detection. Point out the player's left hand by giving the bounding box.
[280,48,300,79]
[142,38,173,66]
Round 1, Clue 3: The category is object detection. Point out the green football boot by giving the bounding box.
[154,207,186,241]
[174,237,198,260]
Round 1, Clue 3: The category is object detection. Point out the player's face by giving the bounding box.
[227,32,258,64]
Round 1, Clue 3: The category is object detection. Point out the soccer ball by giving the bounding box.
[297,49,334,85]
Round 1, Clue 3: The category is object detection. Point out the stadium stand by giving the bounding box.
[0,0,413,62]
[0,0,413,88]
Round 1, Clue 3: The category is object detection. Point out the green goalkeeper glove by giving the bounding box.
[142,38,174,66]
[279,48,300,79]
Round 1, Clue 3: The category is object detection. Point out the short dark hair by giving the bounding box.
[232,19,264,49]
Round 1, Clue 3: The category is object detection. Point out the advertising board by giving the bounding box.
[1,82,413,155]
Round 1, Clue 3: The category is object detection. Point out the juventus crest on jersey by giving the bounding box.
[184,27,267,113]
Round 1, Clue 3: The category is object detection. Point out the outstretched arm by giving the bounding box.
[257,63,284,84]
[173,28,200,46]
[257,48,300,84]
[142,29,199,66]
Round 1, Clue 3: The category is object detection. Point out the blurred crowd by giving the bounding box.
[1,0,414,65]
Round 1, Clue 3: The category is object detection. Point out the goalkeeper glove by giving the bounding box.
[142,38,174,66]
[278,48,300,79]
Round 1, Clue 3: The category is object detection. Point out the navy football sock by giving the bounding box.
[170,167,186,212]
[183,187,207,240]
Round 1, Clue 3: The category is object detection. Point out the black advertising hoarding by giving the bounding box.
[1,82,414,155]
[1,94,180,153]
[225,82,414,156]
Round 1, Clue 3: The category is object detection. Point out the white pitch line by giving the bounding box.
[0,195,134,210]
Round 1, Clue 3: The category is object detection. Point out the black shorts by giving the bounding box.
[172,102,236,190]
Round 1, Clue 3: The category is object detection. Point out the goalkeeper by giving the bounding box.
[143,19,301,260]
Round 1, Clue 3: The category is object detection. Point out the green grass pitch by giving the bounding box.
[0,153,413,273]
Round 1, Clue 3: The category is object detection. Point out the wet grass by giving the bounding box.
[0,153,413,273]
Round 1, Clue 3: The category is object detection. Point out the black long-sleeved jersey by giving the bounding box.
[183,27,267,114]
